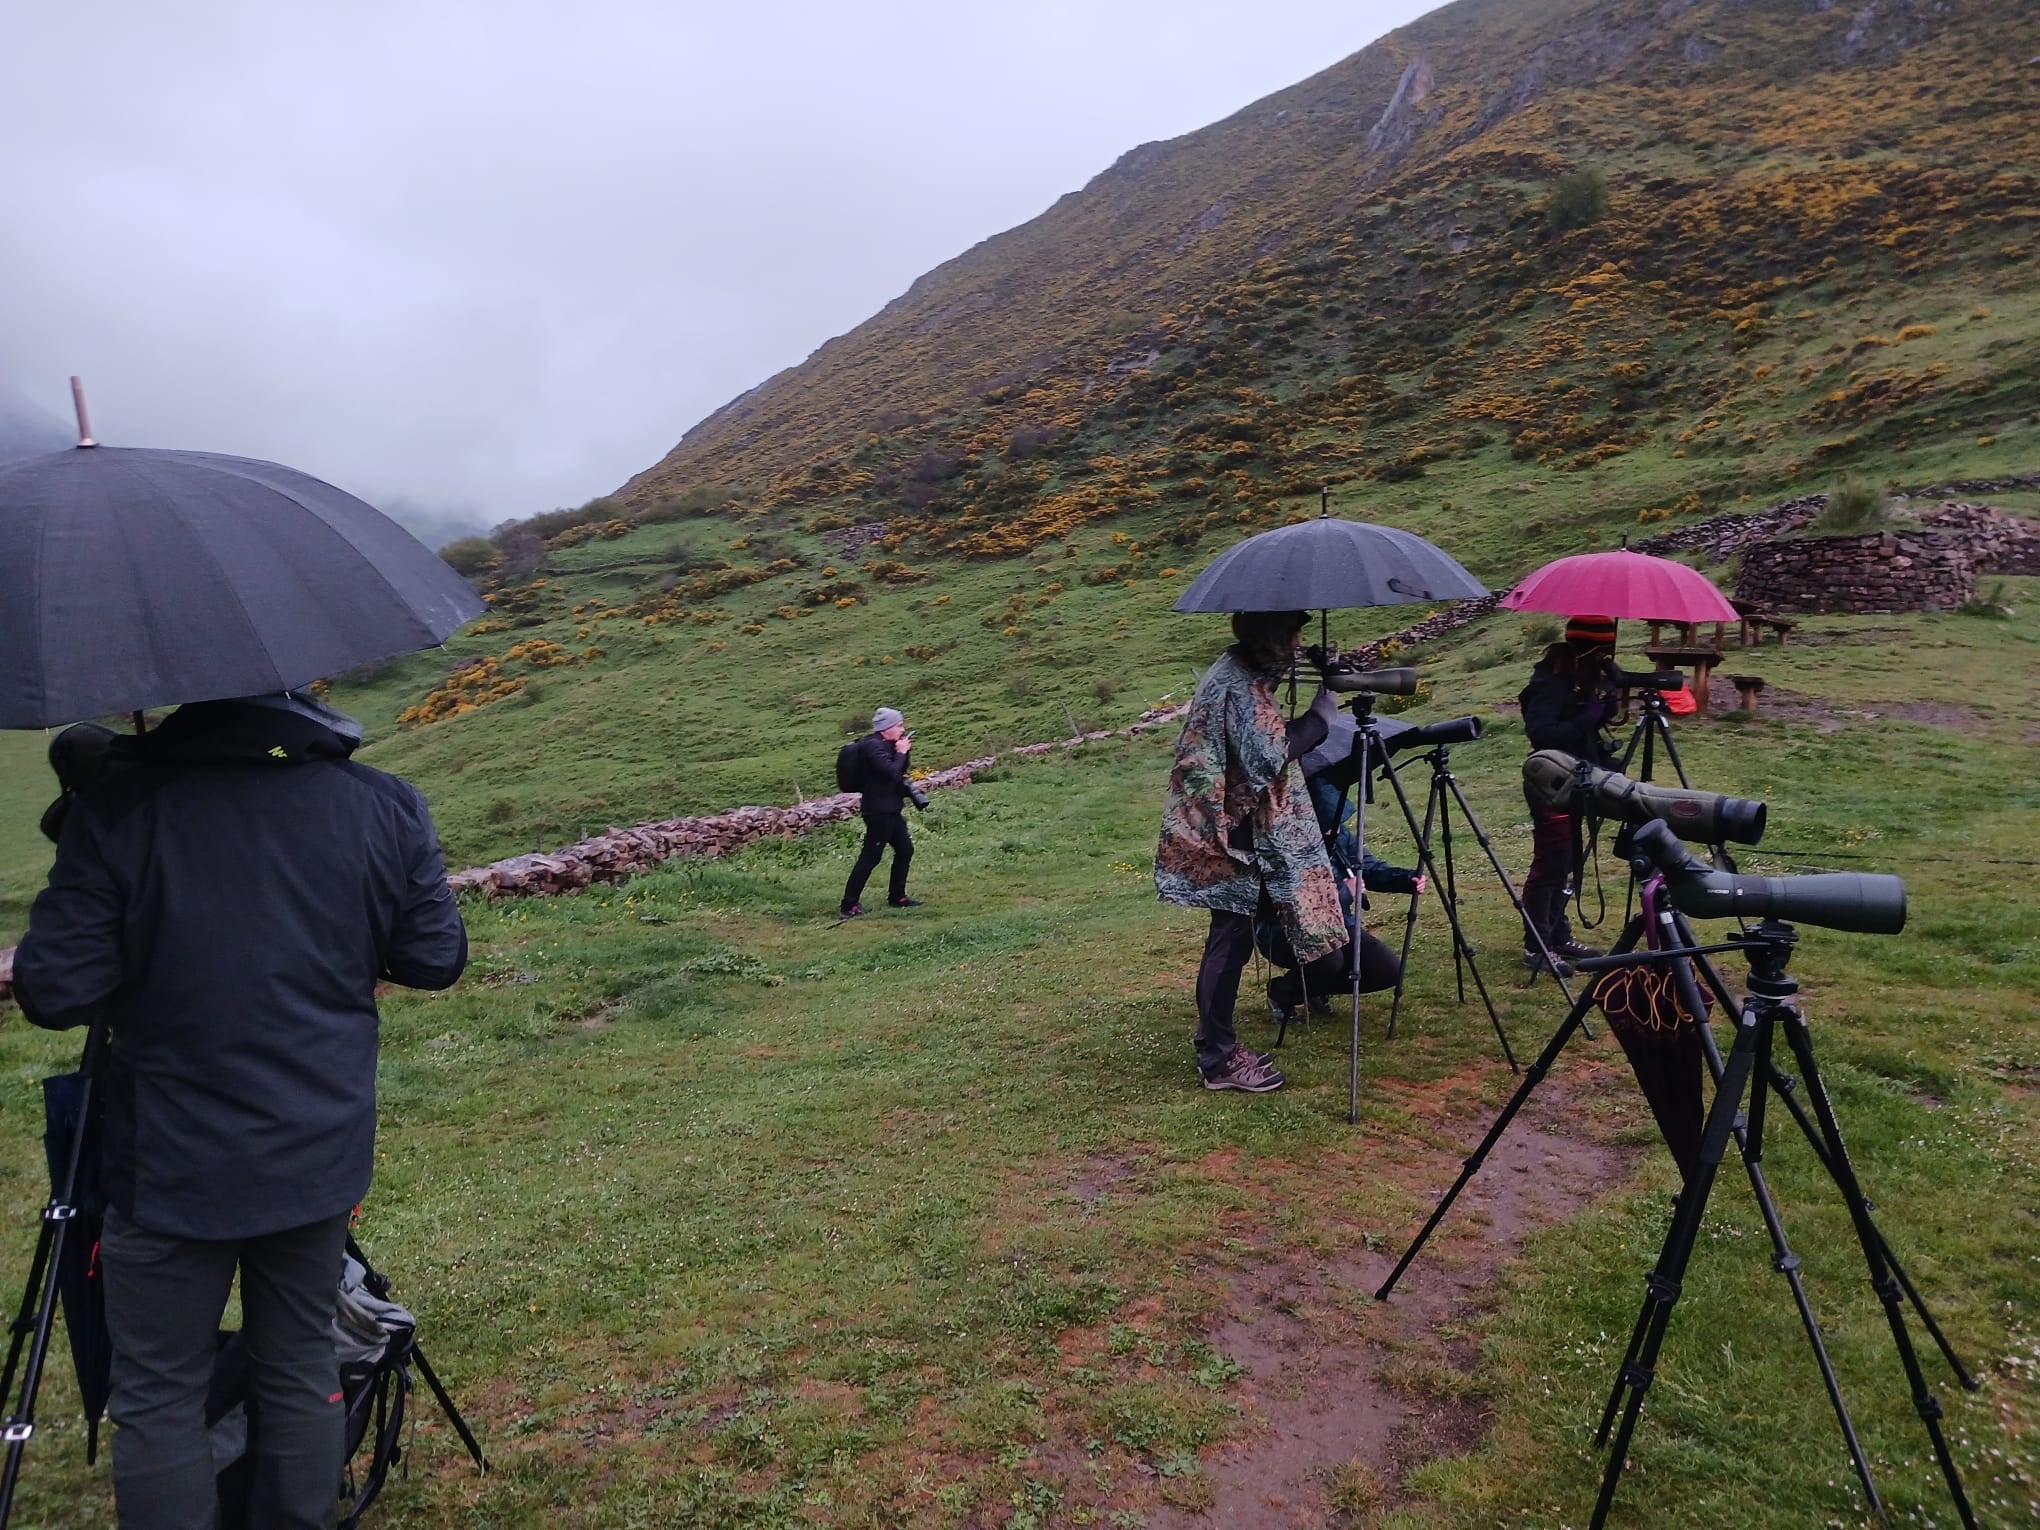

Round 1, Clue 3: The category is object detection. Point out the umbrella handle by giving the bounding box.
[68,379,96,449]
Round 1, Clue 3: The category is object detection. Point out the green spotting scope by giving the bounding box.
[1629,817,1907,935]
[1523,749,1768,846]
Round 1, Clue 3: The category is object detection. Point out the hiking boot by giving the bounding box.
[888,896,922,908]
[839,904,864,919]
[1552,938,1603,962]
[1522,948,1574,978]
[1202,1047,1286,1093]
[1265,979,1300,1025]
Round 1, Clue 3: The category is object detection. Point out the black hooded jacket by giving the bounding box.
[1518,648,1621,769]
[12,696,467,1240]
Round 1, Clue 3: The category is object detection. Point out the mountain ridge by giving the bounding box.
[614,0,2036,554]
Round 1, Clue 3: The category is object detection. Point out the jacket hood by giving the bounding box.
[141,692,364,766]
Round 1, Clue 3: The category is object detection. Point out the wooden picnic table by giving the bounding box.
[1642,645,1725,712]
[1645,618,1729,650]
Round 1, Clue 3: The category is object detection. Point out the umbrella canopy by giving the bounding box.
[0,447,484,728]
[1172,517,1486,613]
[1499,549,1737,624]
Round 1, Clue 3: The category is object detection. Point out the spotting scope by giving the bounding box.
[1628,818,1907,935]
[1523,750,1768,846]
[1384,714,1484,753]
[1304,647,1420,697]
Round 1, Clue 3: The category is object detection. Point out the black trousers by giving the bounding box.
[1521,786,1583,950]
[100,1206,351,1530]
[1268,929,1401,1010]
[1194,909,1257,1076]
[842,810,913,909]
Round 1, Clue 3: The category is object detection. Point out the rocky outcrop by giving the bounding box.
[1736,531,1975,614]
[1367,58,1435,157]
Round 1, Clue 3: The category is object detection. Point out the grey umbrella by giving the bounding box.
[0,445,484,728]
[1172,515,1485,613]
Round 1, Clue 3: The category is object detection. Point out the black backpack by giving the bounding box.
[210,1243,485,1527]
[835,737,867,793]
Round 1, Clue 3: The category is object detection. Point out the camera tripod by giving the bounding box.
[1321,695,1537,1125]
[1372,905,1979,1528]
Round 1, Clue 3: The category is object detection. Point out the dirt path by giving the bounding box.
[1149,1076,1632,1528]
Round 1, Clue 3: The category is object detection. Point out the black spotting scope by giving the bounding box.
[1303,647,1420,697]
[1523,749,1768,846]
[1384,714,1484,753]
[1628,818,1908,935]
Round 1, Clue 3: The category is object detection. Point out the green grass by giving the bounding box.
[0,574,2033,1526]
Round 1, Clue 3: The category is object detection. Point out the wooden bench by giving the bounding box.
[1726,674,1766,711]
[1728,599,1796,646]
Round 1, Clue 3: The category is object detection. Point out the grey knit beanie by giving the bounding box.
[872,706,904,732]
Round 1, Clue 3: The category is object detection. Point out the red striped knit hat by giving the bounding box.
[1563,614,1618,647]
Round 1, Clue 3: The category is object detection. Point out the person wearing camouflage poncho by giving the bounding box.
[1155,611,1347,1091]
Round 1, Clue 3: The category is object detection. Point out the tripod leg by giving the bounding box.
[410,1347,489,1472]
[1375,917,1641,1302]
[1677,922,1978,1390]
[1589,999,1762,1530]
[0,1025,109,1529]
[1777,1014,1978,1529]
[1437,770,1593,1039]
[1386,774,1439,1041]
[1438,788,1467,1005]
[1378,757,1516,1070]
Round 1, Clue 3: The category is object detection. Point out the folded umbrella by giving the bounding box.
[0,446,483,728]
[1499,548,1737,625]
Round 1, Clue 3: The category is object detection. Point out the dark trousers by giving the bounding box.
[1194,909,1257,1076]
[842,810,913,910]
[100,1207,351,1530]
[1522,787,1583,950]
[1269,929,1401,1011]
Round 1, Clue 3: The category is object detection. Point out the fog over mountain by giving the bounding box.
[0,0,1428,537]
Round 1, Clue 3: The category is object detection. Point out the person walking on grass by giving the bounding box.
[11,691,468,1530]
[839,705,926,917]
[1155,611,1347,1093]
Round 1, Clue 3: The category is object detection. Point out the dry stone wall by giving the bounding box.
[1915,502,2040,576]
[1735,531,1975,614]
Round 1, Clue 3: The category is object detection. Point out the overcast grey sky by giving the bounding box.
[2,1,1431,538]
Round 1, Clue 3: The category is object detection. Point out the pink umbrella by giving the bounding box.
[1499,549,1738,623]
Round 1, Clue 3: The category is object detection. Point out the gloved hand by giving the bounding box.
[1579,691,1614,728]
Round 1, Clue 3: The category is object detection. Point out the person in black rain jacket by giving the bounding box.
[839,705,925,916]
[12,691,466,1530]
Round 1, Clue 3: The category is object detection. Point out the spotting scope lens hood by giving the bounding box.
[1628,818,1908,935]
[1523,749,1768,846]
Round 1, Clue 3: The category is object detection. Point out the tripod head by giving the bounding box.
[1737,919,1801,997]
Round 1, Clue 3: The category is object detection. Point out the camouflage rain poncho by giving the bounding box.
[1154,646,1347,966]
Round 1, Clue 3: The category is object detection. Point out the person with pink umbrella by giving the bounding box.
[1516,615,1624,975]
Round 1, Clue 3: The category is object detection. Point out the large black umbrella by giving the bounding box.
[0,445,483,728]
[1172,514,1486,613]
